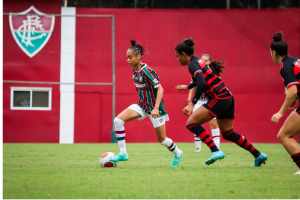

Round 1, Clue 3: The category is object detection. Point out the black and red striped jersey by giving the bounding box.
[188,56,232,101]
[280,56,300,98]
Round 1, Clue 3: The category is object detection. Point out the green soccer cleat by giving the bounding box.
[205,150,225,165]
[254,153,267,167]
[171,151,183,169]
[110,152,128,163]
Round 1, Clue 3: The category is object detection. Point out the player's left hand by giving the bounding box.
[271,112,283,123]
[182,103,193,116]
[175,84,188,90]
[151,108,160,118]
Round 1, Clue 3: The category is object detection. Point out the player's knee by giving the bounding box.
[221,129,235,141]
[113,117,125,131]
[276,131,286,143]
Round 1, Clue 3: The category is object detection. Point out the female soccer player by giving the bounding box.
[175,38,267,166]
[270,32,300,175]
[111,40,183,168]
[176,54,221,152]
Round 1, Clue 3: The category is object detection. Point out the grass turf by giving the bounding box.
[3,143,300,199]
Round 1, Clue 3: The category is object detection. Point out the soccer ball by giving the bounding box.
[99,152,116,168]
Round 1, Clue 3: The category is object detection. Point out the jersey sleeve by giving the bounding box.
[281,63,299,88]
[194,72,206,94]
[188,59,206,93]
[294,59,300,81]
[143,68,160,88]
[187,79,196,89]
[188,60,202,77]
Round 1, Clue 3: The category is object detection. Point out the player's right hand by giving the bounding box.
[182,104,193,116]
[271,112,283,123]
[176,84,188,90]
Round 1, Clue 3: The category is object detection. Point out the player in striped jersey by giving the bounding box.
[111,40,183,168]
[270,32,300,175]
[176,54,221,152]
[175,38,267,166]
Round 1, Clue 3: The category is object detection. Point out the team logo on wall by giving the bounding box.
[9,6,55,58]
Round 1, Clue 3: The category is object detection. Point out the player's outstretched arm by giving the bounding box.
[271,85,298,123]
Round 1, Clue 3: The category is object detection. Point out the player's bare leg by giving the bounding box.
[276,111,300,174]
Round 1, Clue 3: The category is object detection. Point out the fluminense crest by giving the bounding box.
[9,6,55,58]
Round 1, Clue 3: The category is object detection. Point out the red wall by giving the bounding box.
[3,1,61,142]
[74,17,113,142]
[3,3,300,143]
[76,8,300,143]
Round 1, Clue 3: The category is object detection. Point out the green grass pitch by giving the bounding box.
[4,143,300,199]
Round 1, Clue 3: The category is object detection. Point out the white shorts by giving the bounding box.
[192,98,208,112]
[128,104,169,128]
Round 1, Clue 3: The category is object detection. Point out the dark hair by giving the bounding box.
[129,40,144,56]
[270,32,288,56]
[210,61,224,75]
[175,38,194,56]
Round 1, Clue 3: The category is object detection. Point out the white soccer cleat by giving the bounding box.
[294,170,300,175]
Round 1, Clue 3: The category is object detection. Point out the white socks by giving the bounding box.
[117,140,127,154]
[211,128,221,148]
[161,137,182,157]
[114,117,185,158]
[194,135,202,152]
[113,117,127,154]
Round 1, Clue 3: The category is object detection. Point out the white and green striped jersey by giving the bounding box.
[132,63,167,115]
